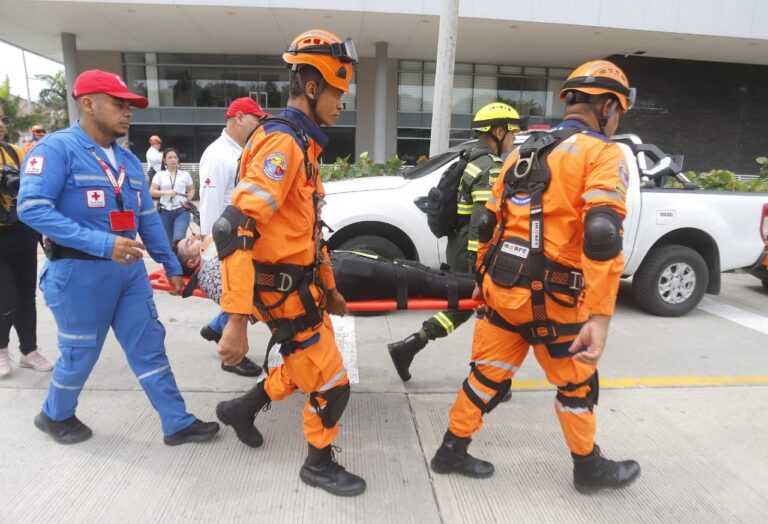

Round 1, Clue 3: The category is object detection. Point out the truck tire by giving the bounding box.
[337,234,405,261]
[632,245,709,317]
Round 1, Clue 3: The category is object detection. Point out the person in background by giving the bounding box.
[150,148,195,245]
[22,125,47,154]
[17,69,219,446]
[146,135,163,179]
[196,97,268,378]
[1,111,54,377]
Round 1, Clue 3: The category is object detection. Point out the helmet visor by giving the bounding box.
[289,37,359,66]
[626,87,637,110]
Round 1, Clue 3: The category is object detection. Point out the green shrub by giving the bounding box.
[678,168,768,192]
[321,152,404,182]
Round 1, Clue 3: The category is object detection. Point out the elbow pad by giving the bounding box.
[477,209,498,243]
[583,206,623,261]
[212,205,260,260]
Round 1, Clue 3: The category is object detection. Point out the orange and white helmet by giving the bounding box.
[560,60,635,111]
[282,29,358,93]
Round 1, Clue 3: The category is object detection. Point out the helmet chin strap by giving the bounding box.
[295,67,327,124]
[491,128,508,156]
[589,99,618,135]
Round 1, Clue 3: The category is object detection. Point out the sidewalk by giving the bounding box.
[1,268,767,523]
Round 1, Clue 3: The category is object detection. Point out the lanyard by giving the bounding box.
[90,150,126,210]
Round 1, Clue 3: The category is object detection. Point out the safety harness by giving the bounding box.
[240,116,329,373]
[477,126,587,346]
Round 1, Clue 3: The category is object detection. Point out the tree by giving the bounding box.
[34,71,68,131]
[0,75,36,143]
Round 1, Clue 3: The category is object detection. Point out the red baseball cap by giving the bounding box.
[71,69,149,109]
[224,97,269,119]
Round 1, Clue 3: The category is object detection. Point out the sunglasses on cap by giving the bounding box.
[33,129,47,135]
[287,37,359,65]
[0,116,10,125]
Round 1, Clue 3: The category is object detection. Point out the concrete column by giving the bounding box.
[61,32,79,123]
[145,53,160,107]
[373,41,388,162]
[429,0,459,157]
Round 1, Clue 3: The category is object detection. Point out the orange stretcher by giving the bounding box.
[148,269,483,312]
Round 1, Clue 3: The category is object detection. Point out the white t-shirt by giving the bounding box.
[198,128,242,235]
[152,169,193,210]
[100,146,117,167]
[146,146,163,173]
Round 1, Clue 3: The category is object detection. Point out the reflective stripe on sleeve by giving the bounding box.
[581,189,623,202]
[17,198,55,212]
[235,182,278,213]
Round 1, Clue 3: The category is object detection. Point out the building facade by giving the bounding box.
[2,0,767,173]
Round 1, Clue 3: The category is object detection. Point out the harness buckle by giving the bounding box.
[569,271,585,291]
[514,153,534,179]
[529,320,557,342]
[276,272,294,292]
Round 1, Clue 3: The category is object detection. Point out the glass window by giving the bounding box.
[158,66,194,107]
[423,73,435,113]
[124,64,147,97]
[399,71,423,112]
[319,127,355,164]
[123,53,145,64]
[498,76,523,110]
[191,67,228,107]
[472,74,497,113]
[521,78,547,116]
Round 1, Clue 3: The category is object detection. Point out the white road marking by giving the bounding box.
[264,315,359,384]
[697,297,768,336]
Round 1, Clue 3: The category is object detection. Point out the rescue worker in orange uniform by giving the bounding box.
[430,60,641,493]
[214,29,366,497]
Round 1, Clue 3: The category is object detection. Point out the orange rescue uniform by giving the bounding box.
[447,120,628,455]
[221,108,347,449]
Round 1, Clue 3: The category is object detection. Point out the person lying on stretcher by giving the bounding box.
[172,233,477,313]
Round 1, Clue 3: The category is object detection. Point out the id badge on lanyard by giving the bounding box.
[91,151,135,232]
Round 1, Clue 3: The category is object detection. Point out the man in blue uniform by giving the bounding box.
[17,69,219,446]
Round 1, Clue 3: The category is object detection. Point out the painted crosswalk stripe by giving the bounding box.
[697,296,768,336]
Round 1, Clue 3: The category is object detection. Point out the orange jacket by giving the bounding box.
[479,120,628,317]
[221,109,335,317]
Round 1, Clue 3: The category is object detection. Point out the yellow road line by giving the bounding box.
[511,375,768,390]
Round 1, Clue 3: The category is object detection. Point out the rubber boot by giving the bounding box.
[430,431,494,478]
[387,333,427,382]
[299,444,367,497]
[572,444,641,493]
[215,381,270,448]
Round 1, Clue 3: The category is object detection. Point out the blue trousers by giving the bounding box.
[158,207,190,245]
[39,258,196,436]
[208,311,229,335]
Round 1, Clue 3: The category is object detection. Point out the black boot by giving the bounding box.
[430,431,494,478]
[216,381,270,448]
[387,333,427,382]
[299,444,367,497]
[221,356,262,377]
[572,444,641,493]
[34,411,92,445]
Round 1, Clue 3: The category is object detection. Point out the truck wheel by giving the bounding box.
[337,235,405,261]
[632,245,708,317]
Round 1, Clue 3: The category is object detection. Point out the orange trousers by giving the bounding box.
[447,316,598,455]
[262,314,349,449]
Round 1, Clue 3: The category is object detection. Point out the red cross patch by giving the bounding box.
[87,190,106,208]
[24,156,44,175]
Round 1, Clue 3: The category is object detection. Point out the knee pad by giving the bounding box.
[311,382,351,429]
[462,362,512,414]
[556,371,599,412]
[583,206,623,261]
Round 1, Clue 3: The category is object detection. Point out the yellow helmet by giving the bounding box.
[471,102,521,133]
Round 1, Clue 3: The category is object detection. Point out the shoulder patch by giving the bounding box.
[24,156,44,175]
[618,160,630,186]
[263,152,288,181]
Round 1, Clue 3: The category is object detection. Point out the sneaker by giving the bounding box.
[19,349,54,372]
[0,347,11,377]
[200,325,222,343]
[34,411,93,444]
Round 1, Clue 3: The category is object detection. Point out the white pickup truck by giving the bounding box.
[323,136,768,316]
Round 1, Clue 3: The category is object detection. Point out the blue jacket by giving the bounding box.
[17,121,182,275]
